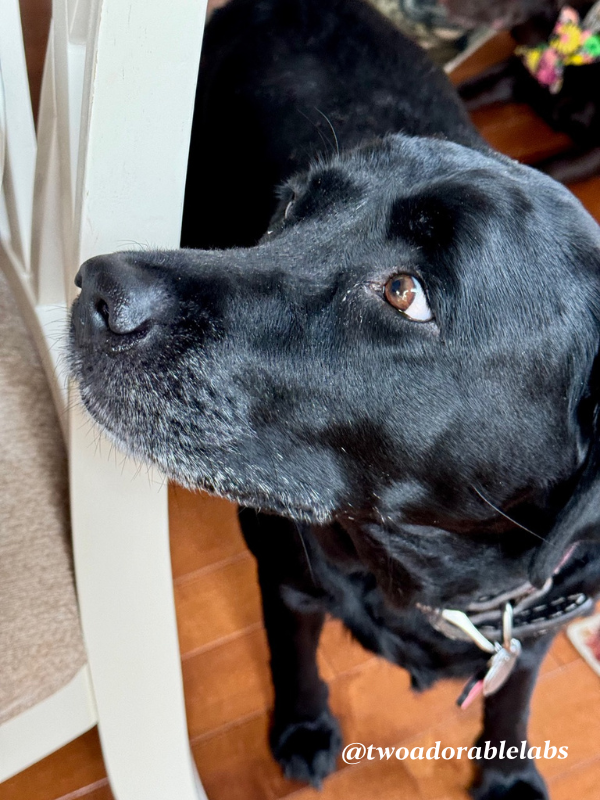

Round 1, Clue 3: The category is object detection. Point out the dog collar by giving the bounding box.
[516,3,600,94]
[418,579,591,644]
[417,543,593,707]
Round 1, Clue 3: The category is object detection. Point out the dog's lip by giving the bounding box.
[103,322,153,352]
[71,304,156,354]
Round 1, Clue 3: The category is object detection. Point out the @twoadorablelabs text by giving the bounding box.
[341,741,568,764]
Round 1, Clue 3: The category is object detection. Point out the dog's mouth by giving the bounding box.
[70,315,347,524]
[74,374,341,523]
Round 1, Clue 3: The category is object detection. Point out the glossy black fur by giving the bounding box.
[456,1,600,183]
[181,0,480,249]
[69,1,600,798]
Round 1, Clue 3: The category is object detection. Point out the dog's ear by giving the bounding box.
[529,446,600,586]
[529,354,600,586]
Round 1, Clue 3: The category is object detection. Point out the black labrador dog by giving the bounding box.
[69,0,600,798]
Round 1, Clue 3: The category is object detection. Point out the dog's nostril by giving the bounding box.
[96,299,110,326]
[92,295,150,337]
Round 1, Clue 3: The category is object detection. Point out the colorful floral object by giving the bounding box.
[516,5,600,94]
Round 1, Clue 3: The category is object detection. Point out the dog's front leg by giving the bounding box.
[263,586,342,787]
[238,509,342,787]
[471,632,555,800]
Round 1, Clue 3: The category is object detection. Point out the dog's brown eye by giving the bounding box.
[384,274,432,322]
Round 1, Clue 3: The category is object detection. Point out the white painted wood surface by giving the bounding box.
[0,0,96,783]
[0,668,97,782]
[0,0,209,795]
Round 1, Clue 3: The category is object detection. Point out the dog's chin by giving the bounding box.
[76,389,336,524]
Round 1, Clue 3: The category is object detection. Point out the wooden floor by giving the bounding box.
[3,19,600,800]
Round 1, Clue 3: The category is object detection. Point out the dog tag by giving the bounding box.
[483,638,522,696]
[482,603,522,696]
[440,608,496,653]
[457,669,486,709]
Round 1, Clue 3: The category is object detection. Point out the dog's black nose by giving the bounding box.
[73,254,170,345]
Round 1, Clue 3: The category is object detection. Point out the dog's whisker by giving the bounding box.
[314,107,340,157]
[471,485,545,542]
[295,524,316,585]
[297,109,333,157]
[115,239,153,251]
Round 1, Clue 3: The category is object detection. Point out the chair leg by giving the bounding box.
[70,402,207,800]
[32,0,210,792]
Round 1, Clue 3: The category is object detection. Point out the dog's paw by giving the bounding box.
[471,768,549,800]
[270,709,342,788]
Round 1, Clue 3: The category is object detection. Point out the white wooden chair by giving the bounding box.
[0,0,208,797]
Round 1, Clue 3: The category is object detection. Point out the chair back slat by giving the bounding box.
[0,0,36,274]
[1,1,210,795]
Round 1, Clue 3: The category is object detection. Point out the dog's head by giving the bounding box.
[69,134,600,586]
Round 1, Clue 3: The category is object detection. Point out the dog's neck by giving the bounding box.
[311,517,538,611]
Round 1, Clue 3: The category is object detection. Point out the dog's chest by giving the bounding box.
[297,546,490,688]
